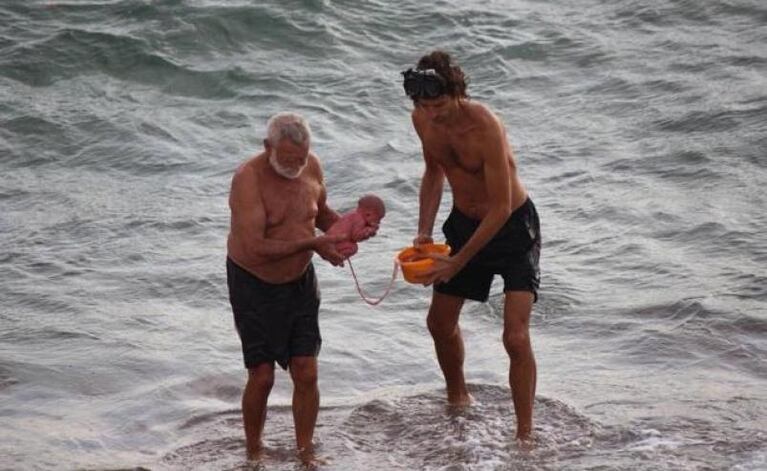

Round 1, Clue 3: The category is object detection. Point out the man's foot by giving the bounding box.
[245,450,266,470]
[447,392,474,407]
[246,447,264,462]
[297,447,329,469]
[515,431,535,449]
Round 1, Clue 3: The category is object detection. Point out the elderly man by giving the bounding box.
[403,51,542,441]
[226,112,351,464]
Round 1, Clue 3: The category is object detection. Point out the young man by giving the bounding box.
[226,112,365,464]
[403,51,542,440]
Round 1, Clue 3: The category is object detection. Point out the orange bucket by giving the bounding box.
[397,243,451,284]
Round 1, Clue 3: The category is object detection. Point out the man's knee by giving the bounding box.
[503,329,532,358]
[426,293,464,340]
[247,364,275,393]
[503,291,534,358]
[289,357,318,388]
[427,313,459,341]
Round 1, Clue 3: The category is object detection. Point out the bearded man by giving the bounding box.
[226,112,363,465]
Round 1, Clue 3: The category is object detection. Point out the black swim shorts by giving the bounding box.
[226,258,321,370]
[434,197,541,303]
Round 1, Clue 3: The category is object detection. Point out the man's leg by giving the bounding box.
[289,356,319,461]
[243,362,275,459]
[427,291,471,405]
[503,291,536,440]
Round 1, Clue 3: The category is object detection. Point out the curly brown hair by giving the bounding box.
[416,50,468,99]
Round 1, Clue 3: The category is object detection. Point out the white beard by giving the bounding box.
[269,150,306,179]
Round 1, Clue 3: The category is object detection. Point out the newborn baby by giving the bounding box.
[327,194,385,258]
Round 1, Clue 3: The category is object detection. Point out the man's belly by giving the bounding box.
[227,237,313,284]
[446,172,528,219]
[453,192,528,220]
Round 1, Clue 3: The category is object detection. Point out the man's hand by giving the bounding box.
[336,240,358,258]
[413,233,433,247]
[312,234,346,267]
[421,253,464,286]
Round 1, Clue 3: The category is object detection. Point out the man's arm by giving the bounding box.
[314,166,341,233]
[229,166,325,261]
[414,115,445,244]
[309,158,347,265]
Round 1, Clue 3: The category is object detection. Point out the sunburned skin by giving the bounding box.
[326,194,385,258]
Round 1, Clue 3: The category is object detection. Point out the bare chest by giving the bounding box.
[260,178,320,229]
[424,131,483,175]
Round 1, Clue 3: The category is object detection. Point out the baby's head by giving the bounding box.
[357,194,386,225]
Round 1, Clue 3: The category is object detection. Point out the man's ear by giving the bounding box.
[263,138,271,151]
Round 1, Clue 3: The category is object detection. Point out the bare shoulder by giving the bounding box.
[468,101,504,132]
[410,107,420,124]
[230,155,271,210]
[306,152,325,182]
[232,155,264,187]
[411,108,429,136]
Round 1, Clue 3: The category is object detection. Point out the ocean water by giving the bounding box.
[1,0,766,470]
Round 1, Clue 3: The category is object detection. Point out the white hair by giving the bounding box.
[265,112,312,146]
